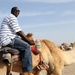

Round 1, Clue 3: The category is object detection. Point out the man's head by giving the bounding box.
[11,7,20,17]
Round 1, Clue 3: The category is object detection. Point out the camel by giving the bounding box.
[43,40,75,75]
[0,39,54,75]
[0,39,75,75]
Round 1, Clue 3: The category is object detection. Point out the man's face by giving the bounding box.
[14,8,20,17]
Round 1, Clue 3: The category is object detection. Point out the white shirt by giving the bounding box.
[0,14,21,46]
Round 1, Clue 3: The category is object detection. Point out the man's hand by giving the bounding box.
[28,40,35,45]
[17,31,35,45]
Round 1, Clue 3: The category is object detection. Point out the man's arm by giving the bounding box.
[16,31,35,45]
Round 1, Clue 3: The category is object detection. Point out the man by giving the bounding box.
[0,7,35,75]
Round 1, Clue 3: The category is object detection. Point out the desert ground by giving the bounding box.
[62,63,75,75]
[12,63,75,75]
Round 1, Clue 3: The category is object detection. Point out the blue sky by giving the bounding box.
[0,0,75,45]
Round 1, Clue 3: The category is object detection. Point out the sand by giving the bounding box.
[62,63,75,75]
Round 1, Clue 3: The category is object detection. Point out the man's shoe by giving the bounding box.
[28,72,34,75]
[21,72,34,75]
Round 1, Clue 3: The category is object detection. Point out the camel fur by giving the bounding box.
[43,40,75,75]
[0,39,75,75]
[0,40,54,75]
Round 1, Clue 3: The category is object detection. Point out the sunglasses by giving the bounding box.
[16,10,20,12]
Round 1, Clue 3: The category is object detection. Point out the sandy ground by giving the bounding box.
[62,63,75,75]
[11,63,75,75]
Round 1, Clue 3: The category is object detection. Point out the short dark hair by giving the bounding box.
[11,7,20,13]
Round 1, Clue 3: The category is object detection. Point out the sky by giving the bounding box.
[0,0,75,45]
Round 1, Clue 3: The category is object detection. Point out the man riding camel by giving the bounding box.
[0,7,35,75]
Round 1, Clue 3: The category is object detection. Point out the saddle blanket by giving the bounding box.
[0,45,40,63]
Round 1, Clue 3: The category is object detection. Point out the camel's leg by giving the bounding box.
[20,73,23,75]
[50,65,64,75]
[47,63,62,75]
[47,67,51,75]
[19,73,22,75]
[46,56,54,75]
[6,63,13,75]
[47,61,64,75]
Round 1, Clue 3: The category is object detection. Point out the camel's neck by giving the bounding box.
[63,48,75,65]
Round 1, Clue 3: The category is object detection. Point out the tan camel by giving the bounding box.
[43,40,75,75]
[0,40,54,75]
[0,39,75,75]
[11,40,54,75]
